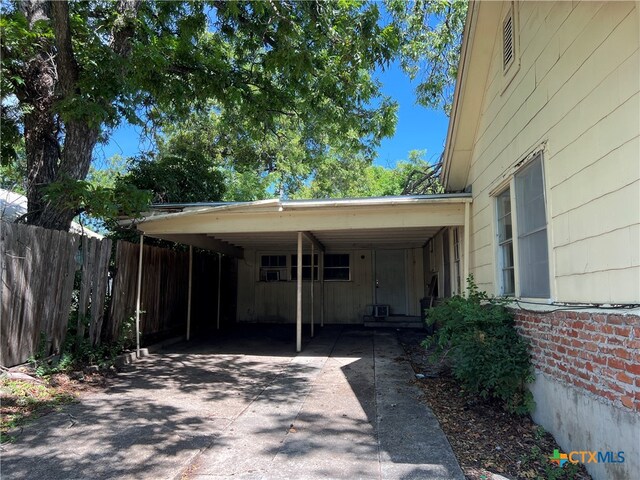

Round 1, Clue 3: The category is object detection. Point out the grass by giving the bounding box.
[0,377,77,443]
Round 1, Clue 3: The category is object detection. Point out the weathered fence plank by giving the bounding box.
[53,232,81,353]
[1,221,102,366]
[89,238,112,346]
[2,223,233,367]
[108,240,190,342]
[77,236,95,340]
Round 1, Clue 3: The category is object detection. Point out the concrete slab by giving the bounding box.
[0,325,463,480]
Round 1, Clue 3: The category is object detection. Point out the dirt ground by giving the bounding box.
[397,330,592,480]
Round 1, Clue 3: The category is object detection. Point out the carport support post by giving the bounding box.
[320,251,324,327]
[216,252,222,330]
[296,232,303,352]
[135,234,144,359]
[310,243,314,338]
[187,246,193,341]
[463,202,471,296]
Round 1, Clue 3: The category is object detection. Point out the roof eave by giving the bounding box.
[441,1,479,191]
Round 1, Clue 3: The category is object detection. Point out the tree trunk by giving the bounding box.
[18,0,100,231]
[14,0,140,231]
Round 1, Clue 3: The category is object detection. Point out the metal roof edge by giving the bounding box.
[128,194,473,226]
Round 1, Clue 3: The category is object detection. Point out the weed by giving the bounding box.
[424,275,534,414]
[0,378,76,443]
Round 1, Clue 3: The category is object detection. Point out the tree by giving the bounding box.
[294,150,442,199]
[1,0,400,230]
[387,0,468,113]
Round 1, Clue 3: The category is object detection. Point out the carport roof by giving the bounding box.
[127,194,472,257]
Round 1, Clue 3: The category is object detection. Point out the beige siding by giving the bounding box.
[465,1,639,303]
[236,248,424,323]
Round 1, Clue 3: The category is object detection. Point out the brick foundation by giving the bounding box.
[514,310,640,412]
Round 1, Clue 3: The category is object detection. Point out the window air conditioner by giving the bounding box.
[373,305,389,317]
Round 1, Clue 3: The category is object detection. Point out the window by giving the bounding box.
[496,189,515,295]
[494,154,549,298]
[260,255,286,282]
[291,254,319,281]
[515,156,550,298]
[323,254,350,281]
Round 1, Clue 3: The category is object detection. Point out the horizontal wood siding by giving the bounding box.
[465,1,639,303]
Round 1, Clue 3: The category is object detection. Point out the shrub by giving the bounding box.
[424,275,534,414]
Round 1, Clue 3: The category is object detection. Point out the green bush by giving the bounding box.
[424,275,534,414]
[29,315,136,377]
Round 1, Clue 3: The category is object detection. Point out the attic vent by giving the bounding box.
[503,11,514,70]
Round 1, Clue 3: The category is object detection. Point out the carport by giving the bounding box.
[128,194,472,352]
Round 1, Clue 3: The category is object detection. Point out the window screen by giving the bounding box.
[515,154,550,297]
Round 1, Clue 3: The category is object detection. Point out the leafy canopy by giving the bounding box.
[1,0,468,228]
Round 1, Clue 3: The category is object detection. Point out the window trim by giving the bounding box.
[496,188,515,296]
[259,254,288,282]
[290,253,319,281]
[322,253,351,282]
[491,151,553,300]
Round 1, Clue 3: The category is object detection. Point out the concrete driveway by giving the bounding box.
[1,326,463,480]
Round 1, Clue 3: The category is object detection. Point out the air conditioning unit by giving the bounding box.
[373,305,389,318]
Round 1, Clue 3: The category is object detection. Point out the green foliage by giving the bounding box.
[123,154,225,204]
[387,0,469,114]
[43,177,152,223]
[1,0,414,228]
[424,276,534,414]
[28,314,137,378]
[0,378,76,443]
[1,0,467,228]
[521,445,583,480]
[294,149,442,199]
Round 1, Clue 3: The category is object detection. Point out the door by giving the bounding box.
[375,249,406,315]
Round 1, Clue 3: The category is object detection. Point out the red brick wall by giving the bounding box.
[514,310,640,412]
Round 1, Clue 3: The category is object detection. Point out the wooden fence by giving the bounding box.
[1,221,236,367]
[109,242,235,343]
[109,241,189,342]
[0,221,111,366]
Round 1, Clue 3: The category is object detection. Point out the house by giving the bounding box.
[129,195,472,350]
[435,2,639,479]
[128,2,638,478]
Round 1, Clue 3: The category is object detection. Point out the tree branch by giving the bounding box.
[111,0,141,57]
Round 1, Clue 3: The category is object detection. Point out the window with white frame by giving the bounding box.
[323,253,350,281]
[496,189,515,295]
[290,254,319,281]
[260,255,287,282]
[515,155,550,297]
[495,153,550,298]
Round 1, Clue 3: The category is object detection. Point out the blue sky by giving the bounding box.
[374,62,449,168]
[96,62,450,170]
